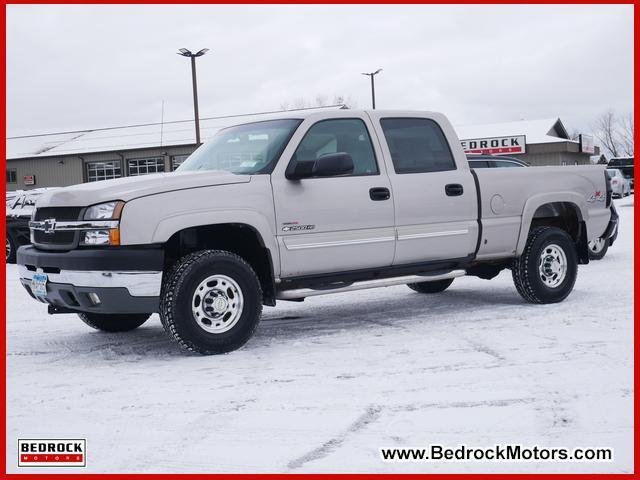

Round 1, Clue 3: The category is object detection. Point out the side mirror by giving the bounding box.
[286,152,354,180]
[313,153,354,177]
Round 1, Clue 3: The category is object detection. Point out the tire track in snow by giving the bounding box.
[287,405,383,470]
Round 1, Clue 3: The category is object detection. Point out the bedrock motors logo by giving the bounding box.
[18,439,86,467]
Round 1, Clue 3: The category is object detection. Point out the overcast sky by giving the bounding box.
[7,4,634,138]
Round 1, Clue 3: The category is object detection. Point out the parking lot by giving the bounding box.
[6,196,634,473]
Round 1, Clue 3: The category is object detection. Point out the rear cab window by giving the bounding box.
[379,118,456,174]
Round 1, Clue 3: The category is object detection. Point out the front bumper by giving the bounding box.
[17,245,163,314]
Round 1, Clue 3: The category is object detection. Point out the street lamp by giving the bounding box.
[361,68,382,109]
[177,48,209,145]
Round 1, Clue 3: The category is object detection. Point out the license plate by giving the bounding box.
[31,273,48,297]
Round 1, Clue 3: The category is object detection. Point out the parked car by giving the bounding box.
[17,110,615,354]
[468,154,619,260]
[608,157,634,191]
[606,168,631,198]
[6,189,57,263]
[466,155,529,168]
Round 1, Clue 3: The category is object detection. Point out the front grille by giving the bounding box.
[32,207,83,249]
[34,207,82,221]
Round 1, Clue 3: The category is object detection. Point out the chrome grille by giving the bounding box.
[32,207,83,249]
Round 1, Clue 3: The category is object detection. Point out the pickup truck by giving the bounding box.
[17,110,617,354]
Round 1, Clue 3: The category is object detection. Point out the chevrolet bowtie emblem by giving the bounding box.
[43,218,56,234]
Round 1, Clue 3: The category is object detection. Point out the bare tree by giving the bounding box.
[568,128,581,141]
[591,110,620,157]
[619,112,634,156]
[279,94,355,110]
[591,109,635,157]
[292,97,307,110]
[315,94,328,107]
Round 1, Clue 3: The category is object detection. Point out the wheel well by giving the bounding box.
[164,224,276,306]
[530,202,589,264]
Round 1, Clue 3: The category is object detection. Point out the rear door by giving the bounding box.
[270,112,395,278]
[368,112,479,265]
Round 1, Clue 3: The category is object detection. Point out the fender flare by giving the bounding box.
[151,209,280,276]
[516,192,588,256]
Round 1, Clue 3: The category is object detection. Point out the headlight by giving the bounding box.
[84,201,124,220]
[80,200,124,246]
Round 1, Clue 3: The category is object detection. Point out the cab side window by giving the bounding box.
[293,119,378,176]
[380,118,456,174]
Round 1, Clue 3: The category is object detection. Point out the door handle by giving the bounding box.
[369,187,391,201]
[445,184,464,196]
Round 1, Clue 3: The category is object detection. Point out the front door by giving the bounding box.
[369,113,479,265]
[271,114,395,278]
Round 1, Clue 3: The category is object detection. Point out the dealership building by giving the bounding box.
[6,109,597,191]
[457,117,597,166]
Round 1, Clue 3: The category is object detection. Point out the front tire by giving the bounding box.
[512,227,578,304]
[588,237,609,260]
[408,278,454,294]
[78,312,150,332]
[160,250,262,355]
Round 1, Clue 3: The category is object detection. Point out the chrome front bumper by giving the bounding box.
[18,266,162,297]
[17,245,164,314]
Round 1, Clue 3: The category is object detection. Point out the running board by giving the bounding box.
[276,269,466,300]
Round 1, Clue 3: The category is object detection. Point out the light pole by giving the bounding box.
[177,48,209,145]
[361,69,382,109]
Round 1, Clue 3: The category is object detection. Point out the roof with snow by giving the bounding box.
[7,105,345,160]
[455,118,573,145]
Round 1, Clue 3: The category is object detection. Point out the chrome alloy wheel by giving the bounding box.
[191,274,244,334]
[538,244,568,288]
[588,237,606,254]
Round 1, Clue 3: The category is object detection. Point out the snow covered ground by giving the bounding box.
[7,197,634,473]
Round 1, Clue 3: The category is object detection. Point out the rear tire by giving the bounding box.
[6,234,16,264]
[407,278,454,294]
[588,237,609,260]
[512,226,578,304]
[78,312,150,332]
[160,250,262,355]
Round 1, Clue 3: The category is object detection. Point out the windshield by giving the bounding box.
[606,169,619,178]
[177,119,302,174]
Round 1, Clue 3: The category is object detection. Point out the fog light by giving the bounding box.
[88,292,101,306]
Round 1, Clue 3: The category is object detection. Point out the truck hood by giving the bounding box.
[36,170,252,207]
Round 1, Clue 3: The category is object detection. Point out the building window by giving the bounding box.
[128,157,165,176]
[6,168,17,184]
[87,160,122,182]
[171,155,190,171]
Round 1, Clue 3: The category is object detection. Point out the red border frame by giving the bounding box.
[1,1,637,477]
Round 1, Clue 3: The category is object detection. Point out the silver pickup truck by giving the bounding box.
[17,110,617,354]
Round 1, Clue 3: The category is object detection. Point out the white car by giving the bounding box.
[607,168,631,198]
